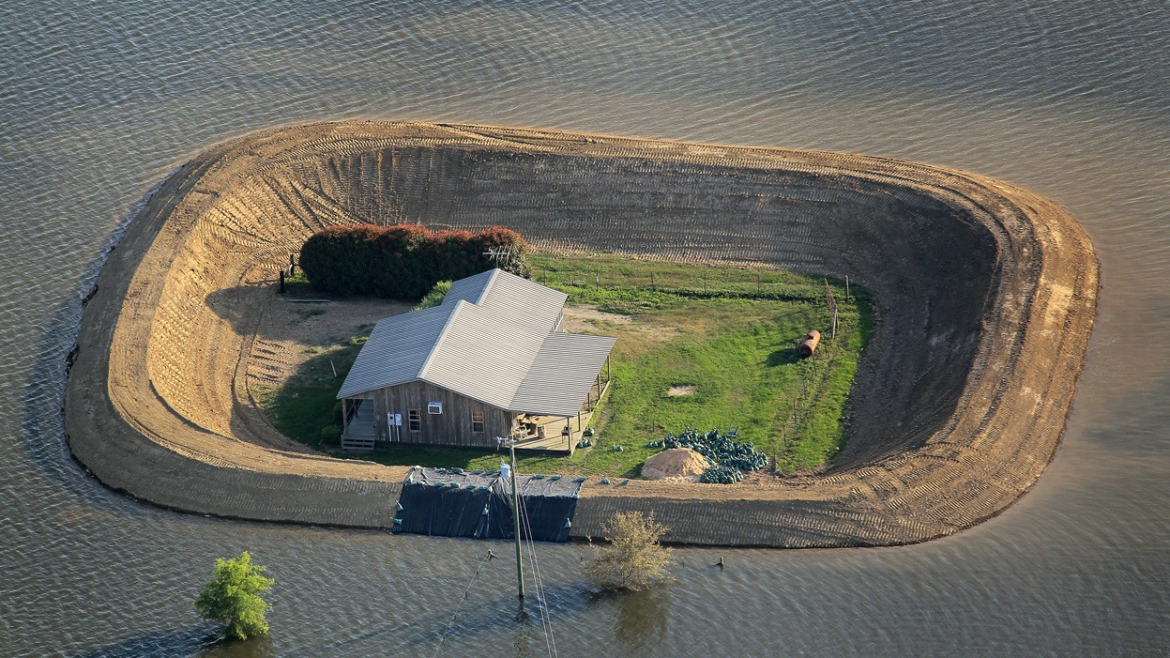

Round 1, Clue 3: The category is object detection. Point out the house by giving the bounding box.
[336,269,615,452]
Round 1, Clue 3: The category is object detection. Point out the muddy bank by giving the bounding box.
[65,121,1097,546]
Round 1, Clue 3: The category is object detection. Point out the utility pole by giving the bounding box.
[509,437,525,600]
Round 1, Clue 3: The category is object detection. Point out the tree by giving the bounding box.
[194,551,275,640]
[586,512,674,591]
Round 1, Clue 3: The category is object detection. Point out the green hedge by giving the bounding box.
[299,224,531,299]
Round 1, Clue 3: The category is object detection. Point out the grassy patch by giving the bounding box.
[253,339,363,446]
[256,252,872,476]
[526,253,871,473]
[280,269,328,300]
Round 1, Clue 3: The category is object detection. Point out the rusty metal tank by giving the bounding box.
[798,330,821,357]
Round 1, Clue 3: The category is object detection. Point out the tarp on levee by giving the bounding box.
[393,467,583,542]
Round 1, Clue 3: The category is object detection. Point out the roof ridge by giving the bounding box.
[417,301,464,380]
[473,268,502,306]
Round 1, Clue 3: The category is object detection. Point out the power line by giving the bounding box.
[432,547,491,655]
[520,499,558,658]
[519,500,556,658]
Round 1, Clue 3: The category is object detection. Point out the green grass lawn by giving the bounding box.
[256,252,871,477]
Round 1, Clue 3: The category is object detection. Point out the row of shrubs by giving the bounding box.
[299,224,531,300]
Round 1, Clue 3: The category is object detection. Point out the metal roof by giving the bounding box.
[337,269,614,417]
[510,332,617,416]
[442,268,567,333]
[334,304,452,398]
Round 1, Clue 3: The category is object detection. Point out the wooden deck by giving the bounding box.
[513,411,593,454]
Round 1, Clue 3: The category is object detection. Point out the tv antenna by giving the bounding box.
[484,246,515,265]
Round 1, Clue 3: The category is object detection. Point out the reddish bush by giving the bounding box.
[299,224,384,296]
[298,224,532,299]
[422,230,477,283]
[371,224,431,299]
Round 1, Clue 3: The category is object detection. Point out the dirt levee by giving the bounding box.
[65,121,1097,546]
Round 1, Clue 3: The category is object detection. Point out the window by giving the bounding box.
[428,401,443,415]
[471,411,485,433]
[408,409,420,432]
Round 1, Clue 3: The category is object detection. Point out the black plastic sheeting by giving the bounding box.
[393,467,583,542]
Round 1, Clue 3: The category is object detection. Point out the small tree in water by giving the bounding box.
[194,551,275,640]
[587,512,674,591]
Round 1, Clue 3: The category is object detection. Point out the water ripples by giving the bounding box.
[1,0,1168,655]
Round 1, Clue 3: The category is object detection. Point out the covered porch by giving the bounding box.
[512,376,611,454]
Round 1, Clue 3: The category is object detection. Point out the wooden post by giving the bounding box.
[341,398,348,438]
[757,273,761,295]
[278,270,285,294]
[606,356,611,382]
[845,275,850,302]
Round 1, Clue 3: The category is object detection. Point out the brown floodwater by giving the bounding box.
[1,1,1167,655]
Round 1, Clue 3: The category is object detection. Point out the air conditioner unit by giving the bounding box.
[428,401,443,415]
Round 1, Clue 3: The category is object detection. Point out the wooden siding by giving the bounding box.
[367,381,513,448]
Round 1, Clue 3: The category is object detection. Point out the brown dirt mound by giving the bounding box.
[642,449,709,480]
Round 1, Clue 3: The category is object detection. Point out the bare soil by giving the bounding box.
[246,297,408,394]
[641,448,708,481]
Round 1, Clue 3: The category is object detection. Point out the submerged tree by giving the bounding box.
[587,512,674,591]
[194,551,275,640]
